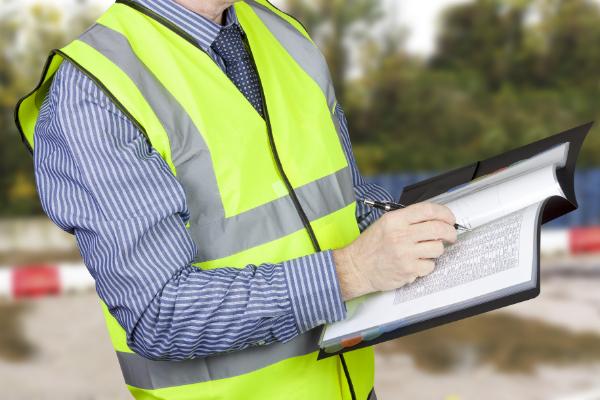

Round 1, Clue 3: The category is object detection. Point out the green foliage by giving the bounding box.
[342,0,600,172]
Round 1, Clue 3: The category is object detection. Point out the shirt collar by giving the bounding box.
[131,0,239,51]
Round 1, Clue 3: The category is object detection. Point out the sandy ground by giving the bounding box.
[1,257,600,400]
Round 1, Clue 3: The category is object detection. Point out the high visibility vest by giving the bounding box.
[15,0,375,399]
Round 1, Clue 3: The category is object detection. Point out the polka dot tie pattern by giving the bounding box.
[211,24,265,118]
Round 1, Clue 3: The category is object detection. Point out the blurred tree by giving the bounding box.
[351,0,600,172]
[431,0,533,90]
[537,0,600,88]
[432,0,600,90]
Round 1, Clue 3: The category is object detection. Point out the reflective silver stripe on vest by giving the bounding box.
[246,0,337,112]
[78,24,355,263]
[117,327,321,390]
[193,166,354,260]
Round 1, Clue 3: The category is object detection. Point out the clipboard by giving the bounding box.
[318,121,593,360]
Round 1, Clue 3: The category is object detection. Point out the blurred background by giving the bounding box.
[1,0,600,399]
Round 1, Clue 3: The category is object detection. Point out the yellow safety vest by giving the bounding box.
[15,1,375,399]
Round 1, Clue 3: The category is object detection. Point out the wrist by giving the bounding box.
[332,247,370,301]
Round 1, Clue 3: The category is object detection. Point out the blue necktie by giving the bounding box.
[211,24,265,118]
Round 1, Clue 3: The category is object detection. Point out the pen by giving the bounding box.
[361,199,471,231]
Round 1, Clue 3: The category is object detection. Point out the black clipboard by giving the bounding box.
[318,122,593,360]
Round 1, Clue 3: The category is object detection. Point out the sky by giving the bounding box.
[10,0,476,56]
[395,0,474,55]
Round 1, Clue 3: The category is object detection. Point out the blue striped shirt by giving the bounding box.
[33,0,394,360]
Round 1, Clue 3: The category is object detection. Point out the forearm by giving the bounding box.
[130,250,345,360]
[129,262,297,359]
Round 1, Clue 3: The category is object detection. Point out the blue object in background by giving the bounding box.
[365,170,600,228]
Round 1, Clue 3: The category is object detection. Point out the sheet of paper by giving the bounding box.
[440,165,564,230]
[429,142,569,228]
[393,211,523,304]
[322,203,541,344]
[430,143,569,207]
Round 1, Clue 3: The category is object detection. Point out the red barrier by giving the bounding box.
[570,227,600,254]
[11,264,60,299]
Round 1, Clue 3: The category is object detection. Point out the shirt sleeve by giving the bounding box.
[333,104,395,232]
[33,60,346,361]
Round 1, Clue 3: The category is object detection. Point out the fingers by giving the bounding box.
[415,259,436,277]
[404,260,436,286]
[410,220,458,244]
[413,240,445,259]
[402,202,456,226]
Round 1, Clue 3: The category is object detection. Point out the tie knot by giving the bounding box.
[211,24,249,65]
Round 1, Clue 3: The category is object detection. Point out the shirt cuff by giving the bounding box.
[282,250,347,333]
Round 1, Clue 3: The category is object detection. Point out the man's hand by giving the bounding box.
[333,202,458,301]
